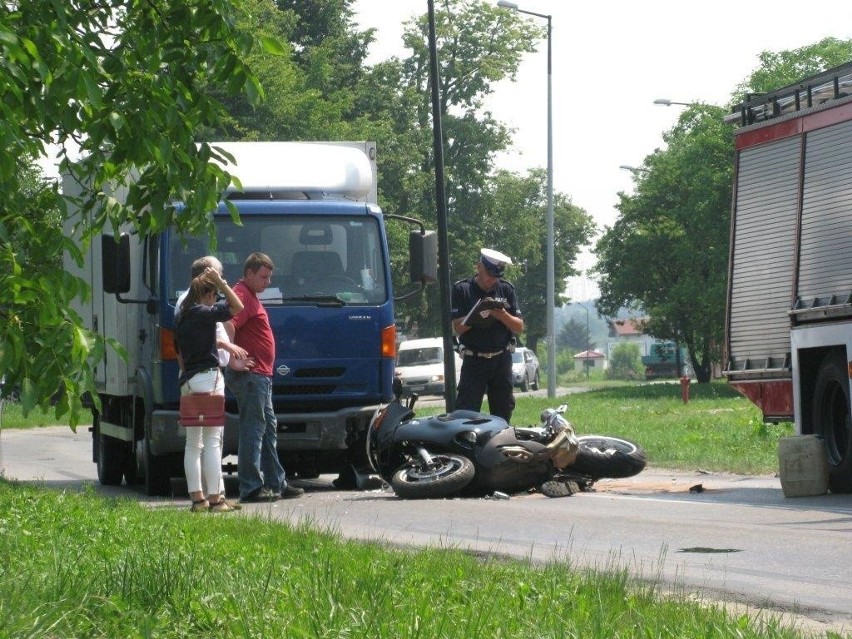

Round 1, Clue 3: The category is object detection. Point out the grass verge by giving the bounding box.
[0,479,823,639]
[0,400,68,429]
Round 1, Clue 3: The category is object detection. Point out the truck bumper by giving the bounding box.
[151,405,378,457]
[728,379,793,422]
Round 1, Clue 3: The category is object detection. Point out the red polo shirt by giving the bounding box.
[231,280,275,377]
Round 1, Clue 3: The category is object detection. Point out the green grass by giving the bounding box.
[0,480,821,639]
[0,400,70,429]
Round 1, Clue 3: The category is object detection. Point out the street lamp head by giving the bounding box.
[654,98,692,107]
[619,164,649,174]
[495,1,550,20]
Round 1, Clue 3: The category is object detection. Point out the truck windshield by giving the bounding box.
[169,215,387,305]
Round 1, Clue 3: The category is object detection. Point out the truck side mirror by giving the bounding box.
[102,233,131,294]
[409,230,438,283]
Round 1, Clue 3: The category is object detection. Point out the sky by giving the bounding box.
[352,0,852,300]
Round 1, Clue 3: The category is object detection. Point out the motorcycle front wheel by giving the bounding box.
[570,436,647,479]
[391,454,475,499]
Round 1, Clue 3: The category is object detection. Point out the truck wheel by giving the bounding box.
[812,353,852,493]
[95,417,127,486]
[140,435,173,496]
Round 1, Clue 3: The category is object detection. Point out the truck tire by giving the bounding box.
[812,353,852,493]
[95,417,126,486]
[140,435,177,496]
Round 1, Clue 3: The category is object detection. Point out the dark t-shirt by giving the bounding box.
[451,276,521,351]
[176,302,233,381]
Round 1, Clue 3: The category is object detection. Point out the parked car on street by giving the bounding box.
[512,347,540,391]
[394,338,462,397]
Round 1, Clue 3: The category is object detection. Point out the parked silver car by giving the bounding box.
[511,347,540,391]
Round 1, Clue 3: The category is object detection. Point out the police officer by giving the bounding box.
[451,248,525,421]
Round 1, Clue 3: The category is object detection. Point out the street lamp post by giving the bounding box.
[497,0,555,398]
[426,0,456,411]
[582,303,590,380]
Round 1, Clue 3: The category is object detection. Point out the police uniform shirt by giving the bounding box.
[451,276,521,352]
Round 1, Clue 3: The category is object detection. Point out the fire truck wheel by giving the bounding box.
[812,352,852,493]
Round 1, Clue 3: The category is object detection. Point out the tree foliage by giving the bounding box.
[205,0,377,141]
[1,0,268,423]
[594,104,733,383]
[559,318,591,352]
[484,169,594,352]
[380,0,594,345]
[595,38,852,384]
[606,343,643,381]
[733,37,852,100]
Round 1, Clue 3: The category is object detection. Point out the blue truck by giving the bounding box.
[63,141,436,494]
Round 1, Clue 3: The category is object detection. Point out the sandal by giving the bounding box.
[208,499,235,513]
[190,499,209,513]
[222,498,242,511]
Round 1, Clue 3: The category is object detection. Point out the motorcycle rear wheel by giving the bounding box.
[570,435,647,479]
[391,454,475,499]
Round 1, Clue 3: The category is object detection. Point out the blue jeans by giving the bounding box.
[224,370,286,499]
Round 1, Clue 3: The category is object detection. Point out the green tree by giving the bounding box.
[606,343,643,381]
[398,0,541,220]
[559,318,591,352]
[594,104,732,383]
[205,0,376,141]
[480,169,594,351]
[374,0,545,335]
[733,37,852,99]
[594,37,852,385]
[1,1,268,423]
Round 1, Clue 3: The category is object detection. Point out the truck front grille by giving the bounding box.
[275,384,336,396]
[294,367,344,378]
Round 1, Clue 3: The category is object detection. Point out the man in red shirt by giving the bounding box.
[225,252,303,502]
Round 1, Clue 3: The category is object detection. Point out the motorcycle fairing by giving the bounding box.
[392,410,510,449]
[466,427,551,495]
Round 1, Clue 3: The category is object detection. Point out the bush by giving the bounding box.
[606,343,644,380]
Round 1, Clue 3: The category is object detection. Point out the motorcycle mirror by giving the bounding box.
[392,377,403,400]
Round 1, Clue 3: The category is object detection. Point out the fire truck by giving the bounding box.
[725,62,852,493]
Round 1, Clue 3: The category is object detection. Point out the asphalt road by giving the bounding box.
[2,424,852,635]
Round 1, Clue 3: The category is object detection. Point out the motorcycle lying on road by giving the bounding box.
[366,382,646,499]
